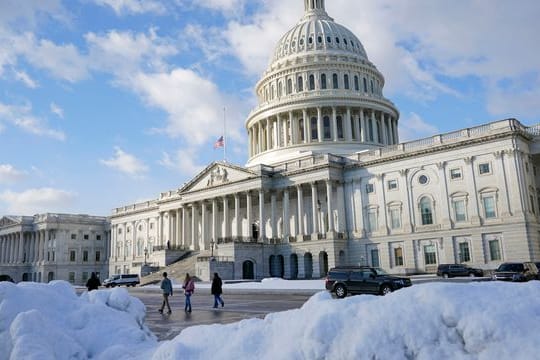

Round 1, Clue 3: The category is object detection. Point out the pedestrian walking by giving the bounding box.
[86,272,101,291]
[211,272,224,308]
[182,273,195,312]
[158,272,173,314]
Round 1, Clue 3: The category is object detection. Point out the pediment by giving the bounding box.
[179,162,257,193]
[0,216,21,228]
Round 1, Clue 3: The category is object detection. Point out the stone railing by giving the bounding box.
[113,200,158,215]
[197,256,234,262]
[217,237,258,244]
[353,118,524,163]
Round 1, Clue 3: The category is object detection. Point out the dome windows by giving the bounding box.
[300,38,304,46]
[298,76,304,91]
[332,73,339,89]
[354,76,359,91]
[309,74,315,90]
[308,36,313,44]
[344,38,348,46]
[321,74,327,89]
[344,74,350,89]
[287,79,293,94]
[335,37,340,44]
[327,36,331,43]
[317,36,322,44]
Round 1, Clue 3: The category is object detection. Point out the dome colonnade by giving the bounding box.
[246,0,399,166]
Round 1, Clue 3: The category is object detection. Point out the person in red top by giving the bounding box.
[182,273,195,313]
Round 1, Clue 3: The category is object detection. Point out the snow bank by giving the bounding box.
[0,281,156,360]
[2,280,540,359]
[153,281,540,360]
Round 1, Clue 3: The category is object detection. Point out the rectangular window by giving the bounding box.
[367,212,377,232]
[387,180,398,190]
[83,250,88,262]
[370,249,380,268]
[82,272,88,282]
[390,208,401,229]
[96,234,102,241]
[450,168,462,180]
[530,195,536,214]
[483,196,496,218]
[424,244,437,265]
[453,200,467,222]
[459,242,471,262]
[83,234,89,240]
[96,251,101,262]
[479,163,491,175]
[489,239,501,261]
[70,250,76,262]
[365,183,374,193]
[71,234,76,240]
[394,248,404,266]
[52,251,55,261]
[68,272,75,283]
[47,251,50,261]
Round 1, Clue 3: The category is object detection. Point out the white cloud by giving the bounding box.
[100,146,149,176]
[159,149,205,176]
[177,0,245,14]
[14,70,38,88]
[50,102,64,118]
[398,112,439,142]
[0,187,76,214]
[94,0,166,15]
[0,101,66,140]
[0,164,27,184]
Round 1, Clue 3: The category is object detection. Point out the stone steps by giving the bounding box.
[140,251,200,286]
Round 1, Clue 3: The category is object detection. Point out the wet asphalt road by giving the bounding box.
[128,288,315,340]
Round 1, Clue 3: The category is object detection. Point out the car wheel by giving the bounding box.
[442,273,449,279]
[111,283,116,288]
[380,285,392,296]
[334,284,347,298]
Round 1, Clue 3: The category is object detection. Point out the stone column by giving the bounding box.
[246,191,252,239]
[464,156,481,224]
[332,107,338,141]
[191,204,197,250]
[317,107,323,142]
[371,110,378,143]
[266,118,271,151]
[376,174,388,234]
[303,109,309,143]
[276,114,282,148]
[361,109,367,142]
[437,161,452,228]
[181,208,187,248]
[283,188,290,241]
[297,185,305,237]
[381,113,388,145]
[34,231,40,263]
[223,196,230,239]
[234,193,241,238]
[18,231,24,263]
[311,182,319,236]
[176,209,182,247]
[346,107,353,141]
[212,199,218,243]
[289,111,296,145]
[201,202,208,250]
[259,190,266,241]
[257,122,262,153]
[337,181,346,233]
[158,212,163,246]
[494,150,511,217]
[271,192,277,239]
[326,180,334,233]
[400,169,413,232]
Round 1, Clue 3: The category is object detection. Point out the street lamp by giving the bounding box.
[210,239,215,258]
[144,247,148,265]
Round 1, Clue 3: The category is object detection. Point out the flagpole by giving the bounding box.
[223,107,227,163]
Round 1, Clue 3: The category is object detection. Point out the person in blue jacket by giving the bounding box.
[158,272,173,314]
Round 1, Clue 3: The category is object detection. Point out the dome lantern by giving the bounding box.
[304,0,326,12]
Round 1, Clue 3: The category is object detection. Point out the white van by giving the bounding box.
[103,274,140,287]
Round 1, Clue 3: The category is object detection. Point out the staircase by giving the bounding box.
[140,251,200,286]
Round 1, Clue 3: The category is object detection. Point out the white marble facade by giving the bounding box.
[109,1,540,280]
[0,214,110,284]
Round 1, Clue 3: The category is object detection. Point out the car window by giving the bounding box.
[350,272,364,281]
[498,264,523,272]
[373,268,388,276]
[361,269,375,278]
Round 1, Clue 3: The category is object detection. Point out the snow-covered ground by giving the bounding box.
[2,279,540,359]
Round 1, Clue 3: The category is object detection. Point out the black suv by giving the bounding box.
[325,266,412,298]
[437,264,484,278]
[492,262,538,282]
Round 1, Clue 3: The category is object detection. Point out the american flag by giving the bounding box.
[214,135,224,149]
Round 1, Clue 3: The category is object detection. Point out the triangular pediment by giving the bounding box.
[0,216,21,228]
[179,162,258,193]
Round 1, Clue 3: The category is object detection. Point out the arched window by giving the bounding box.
[323,116,331,139]
[344,74,349,89]
[420,197,433,225]
[277,81,282,97]
[321,74,327,89]
[332,73,339,89]
[311,117,318,140]
[337,115,343,138]
[309,74,315,90]
[271,85,275,99]
[354,75,359,91]
[363,78,368,92]
[287,78,292,94]
[370,79,374,93]
[298,76,303,92]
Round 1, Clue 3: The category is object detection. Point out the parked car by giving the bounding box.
[492,262,538,282]
[103,274,140,288]
[0,275,15,283]
[436,264,484,278]
[325,266,412,298]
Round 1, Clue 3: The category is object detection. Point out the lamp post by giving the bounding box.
[144,247,148,265]
[210,239,215,258]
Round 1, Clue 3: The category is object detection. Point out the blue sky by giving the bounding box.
[0,0,539,216]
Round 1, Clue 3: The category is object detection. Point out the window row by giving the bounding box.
[277,32,363,56]
[69,250,103,262]
[70,233,103,241]
[261,72,381,102]
[117,222,154,235]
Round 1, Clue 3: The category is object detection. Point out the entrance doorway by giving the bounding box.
[242,260,255,279]
[290,254,298,279]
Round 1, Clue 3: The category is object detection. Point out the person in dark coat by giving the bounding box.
[211,272,224,308]
[86,272,101,291]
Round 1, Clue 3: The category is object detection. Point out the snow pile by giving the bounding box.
[0,281,156,360]
[154,281,540,359]
[2,280,540,359]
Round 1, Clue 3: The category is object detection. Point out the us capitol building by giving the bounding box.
[3,1,540,283]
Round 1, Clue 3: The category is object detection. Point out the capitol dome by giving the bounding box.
[245,0,399,167]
